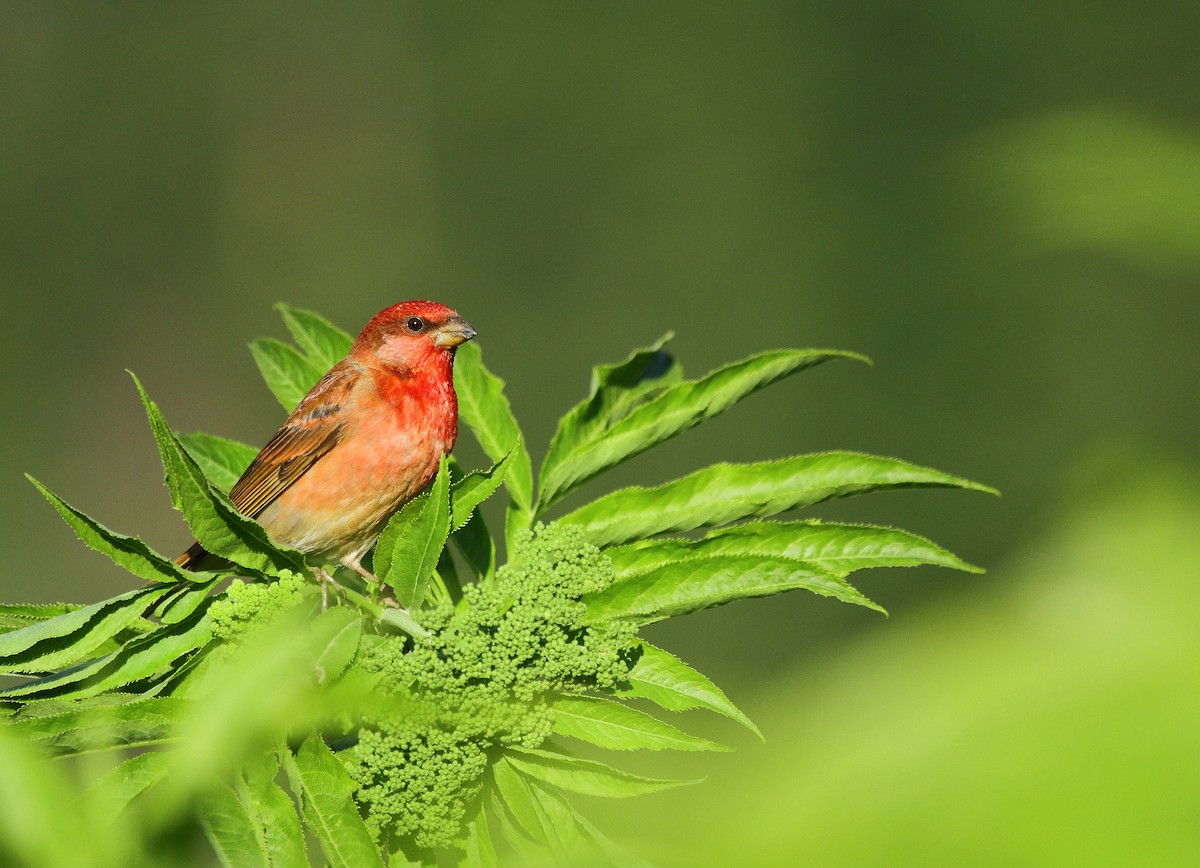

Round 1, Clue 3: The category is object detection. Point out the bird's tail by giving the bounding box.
[175,541,210,571]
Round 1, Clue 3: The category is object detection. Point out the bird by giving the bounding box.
[175,300,476,597]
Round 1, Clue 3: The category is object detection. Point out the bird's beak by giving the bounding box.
[433,316,477,348]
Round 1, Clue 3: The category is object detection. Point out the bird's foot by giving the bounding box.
[312,567,347,611]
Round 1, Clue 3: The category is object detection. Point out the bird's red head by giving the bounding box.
[352,300,476,371]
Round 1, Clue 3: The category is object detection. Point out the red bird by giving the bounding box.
[177,301,475,590]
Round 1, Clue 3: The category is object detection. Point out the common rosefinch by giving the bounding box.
[176,300,475,590]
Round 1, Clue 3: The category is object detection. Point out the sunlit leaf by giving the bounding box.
[504,746,699,797]
[276,303,353,372]
[250,337,324,411]
[375,457,451,608]
[586,554,882,624]
[552,695,729,751]
[450,448,515,531]
[562,451,997,547]
[311,607,361,685]
[179,433,258,492]
[6,695,188,755]
[538,349,869,512]
[202,781,273,868]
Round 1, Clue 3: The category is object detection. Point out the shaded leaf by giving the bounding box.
[375,457,451,608]
[619,642,760,737]
[250,337,324,411]
[28,476,217,584]
[87,750,172,827]
[586,554,882,624]
[311,607,361,685]
[505,746,698,797]
[276,303,353,372]
[538,349,869,512]
[450,509,496,585]
[6,695,188,755]
[610,520,983,578]
[180,433,258,492]
[282,736,384,868]
[540,334,681,499]
[459,809,497,868]
[490,757,549,844]
[0,585,172,676]
[562,451,997,548]
[134,373,306,575]
[552,695,729,752]
[453,341,534,520]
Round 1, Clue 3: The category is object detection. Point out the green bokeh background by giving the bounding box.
[2,4,1196,864]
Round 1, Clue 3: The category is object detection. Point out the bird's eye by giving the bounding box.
[405,316,425,333]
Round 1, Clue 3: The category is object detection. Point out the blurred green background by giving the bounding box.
[2,3,1196,864]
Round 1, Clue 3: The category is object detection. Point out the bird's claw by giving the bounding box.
[312,567,347,611]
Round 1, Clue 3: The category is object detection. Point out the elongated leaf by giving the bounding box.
[540,334,681,496]
[250,337,324,411]
[311,607,361,685]
[202,782,272,868]
[241,749,309,868]
[562,451,996,548]
[0,585,171,675]
[7,696,188,755]
[453,341,534,518]
[610,520,982,578]
[450,448,515,531]
[552,695,729,751]
[618,641,760,737]
[155,579,218,625]
[490,757,550,844]
[505,747,698,797]
[375,457,451,608]
[282,736,385,868]
[180,433,258,491]
[0,604,213,700]
[28,476,218,584]
[586,554,882,624]
[87,750,172,826]
[538,349,868,512]
[459,809,497,868]
[276,303,353,371]
[0,603,81,635]
[134,373,306,575]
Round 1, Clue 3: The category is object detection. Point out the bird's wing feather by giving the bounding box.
[228,361,362,517]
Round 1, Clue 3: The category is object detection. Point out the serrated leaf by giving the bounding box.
[538,348,869,512]
[586,554,882,624]
[375,457,451,608]
[250,337,325,411]
[618,641,760,737]
[282,737,385,868]
[28,476,218,584]
[133,373,306,576]
[0,603,82,636]
[453,341,534,521]
[7,696,188,755]
[552,695,729,752]
[180,433,258,492]
[226,749,308,868]
[0,603,214,700]
[154,579,219,625]
[87,750,172,826]
[0,585,172,676]
[610,520,983,578]
[450,448,515,531]
[276,303,353,372]
[311,607,361,685]
[202,781,272,868]
[490,757,550,844]
[505,746,699,798]
[561,451,996,548]
[540,334,681,498]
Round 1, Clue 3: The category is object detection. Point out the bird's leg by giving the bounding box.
[311,566,346,611]
[339,548,406,609]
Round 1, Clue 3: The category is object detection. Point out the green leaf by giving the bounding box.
[311,607,361,685]
[202,781,273,868]
[7,696,188,755]
[0,585,172,676]
[0,603,82,637]
[214,749,308,868]
[282,736,385,868]
[619,642,760,738]
[540,334,681,499]
[180,432,258,492]
[561,451,996,548]
[250,336,325,411]
[450,508,496,584]
[453,341,534,521]
[504,746,699,798]
[87,750,172,826]
[276,303,353,372]
[537,348,869,512]
[586,554,882,624]
[459,809,497,868]
[133,373,306,576]
[450,448,515,531]
[375,457,451,608]
[27,475,217,584]
[0,604,214,700]
[552,695,729,752]
[490,757,550,844]
[610,520,983,578]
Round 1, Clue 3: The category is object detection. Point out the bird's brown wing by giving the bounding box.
[228,361,362,518]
